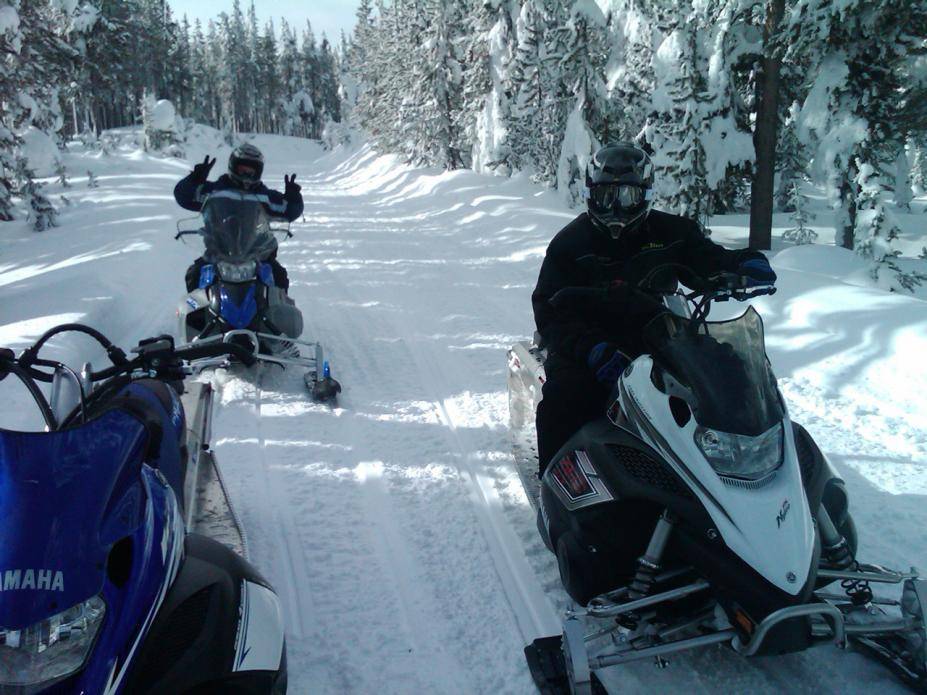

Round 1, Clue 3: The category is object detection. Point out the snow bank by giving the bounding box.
[19,126,61,176]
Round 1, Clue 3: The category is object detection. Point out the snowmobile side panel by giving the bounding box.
[123,534,286,695]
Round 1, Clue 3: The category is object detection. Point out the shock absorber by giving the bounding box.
[628,509,677,600]
[818,507,854,570]
[819,506,872,605]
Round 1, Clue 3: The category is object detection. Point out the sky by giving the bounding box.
[168,0,359,44]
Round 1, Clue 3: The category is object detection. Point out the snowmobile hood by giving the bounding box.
[0,411,148,629]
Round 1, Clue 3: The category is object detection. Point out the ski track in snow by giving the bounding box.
[1,137,924,694]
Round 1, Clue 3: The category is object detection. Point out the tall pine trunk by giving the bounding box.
[748,0,785,250]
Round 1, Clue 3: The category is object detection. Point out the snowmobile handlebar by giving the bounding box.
[1,327,258,431]
[1,326,256,386]
[548,269,775,311]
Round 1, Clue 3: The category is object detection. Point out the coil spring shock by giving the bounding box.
[627,509,676,600]
[819,507,872,606]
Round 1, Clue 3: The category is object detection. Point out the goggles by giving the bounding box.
[588,183,648,211]
[234,163,260,178]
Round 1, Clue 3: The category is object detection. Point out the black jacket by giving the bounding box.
[532,210,763,363]
[173,173,304,222]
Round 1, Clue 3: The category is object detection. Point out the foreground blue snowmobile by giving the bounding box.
[0,324,287,693]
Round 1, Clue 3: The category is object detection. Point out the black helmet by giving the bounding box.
[228,143,264,189]
[585,143,654,239]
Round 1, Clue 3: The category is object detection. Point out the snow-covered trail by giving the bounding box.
[1,135,924,693]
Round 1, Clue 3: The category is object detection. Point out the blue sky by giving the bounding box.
[169,0,359,43]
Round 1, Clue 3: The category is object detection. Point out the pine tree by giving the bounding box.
[606,0,656,144]
[781,180,816,245]
[786,0,927,286]
[554,0,609,201]
[648,20,711,222]
[775,102,807,211]
[17,159,57,231]
[403,0,466,169]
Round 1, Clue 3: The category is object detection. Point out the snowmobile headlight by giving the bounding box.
[217,260,257,282]
[695,422,783,481]
[0,594,106,687]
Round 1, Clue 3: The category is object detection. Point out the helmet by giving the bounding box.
[228,144,265,189]
[585,143,654,239]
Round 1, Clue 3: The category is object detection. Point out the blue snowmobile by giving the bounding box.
[0,324,287,693]
[175,193,341,403]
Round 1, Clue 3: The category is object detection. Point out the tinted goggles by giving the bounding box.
[588,183,647,211]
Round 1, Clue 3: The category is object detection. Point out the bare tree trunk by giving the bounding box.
[837,162,857,249]
[748,0,785,250]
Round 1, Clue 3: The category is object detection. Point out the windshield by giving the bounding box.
[200,195,278,263]
[644,307,783,436]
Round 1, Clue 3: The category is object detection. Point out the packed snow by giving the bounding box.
[1,131,925,693]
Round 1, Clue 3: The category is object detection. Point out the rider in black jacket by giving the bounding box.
[533,143,777,472]
[174,143,304,292]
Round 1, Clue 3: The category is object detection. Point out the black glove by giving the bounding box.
[284,173,301,197]
[736,257,777,287]
[587,342,631,385]
[192,155,215,183]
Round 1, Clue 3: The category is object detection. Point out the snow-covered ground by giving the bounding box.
[1,132,926,693]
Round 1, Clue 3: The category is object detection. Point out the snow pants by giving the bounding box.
[536,353,611,475]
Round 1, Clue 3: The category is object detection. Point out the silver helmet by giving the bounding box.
[228,143,265,189]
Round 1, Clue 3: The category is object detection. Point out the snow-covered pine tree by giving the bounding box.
[56,158,70,188]
[466,0,519,174]
[603,0,656,144]
[781,180,817,245]
[278,19,306,136]
[775,101,807,211]
[786,0,927,288]
[301,22,322,137]
[317,37,341,126]
[16,159,57,231]
[403,0,466,169]
[647,15,711,223]
[1,0,95,226]
[256,19,280,133]
[554,0,609,203]
[508,0,570,185]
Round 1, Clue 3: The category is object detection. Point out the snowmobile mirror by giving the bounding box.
[175,232,195,244]
[269,223,293,239]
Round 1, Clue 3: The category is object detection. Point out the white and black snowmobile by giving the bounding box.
[175,192,341,402]
[0,324,285,692]
[508,268,926,693]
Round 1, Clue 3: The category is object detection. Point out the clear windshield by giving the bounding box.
[200,195,278,263]
[644,307,783,436]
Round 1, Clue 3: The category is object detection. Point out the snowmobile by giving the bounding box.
[175,192,341,403]
[0,324,287,693]
[508,267,926,694]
